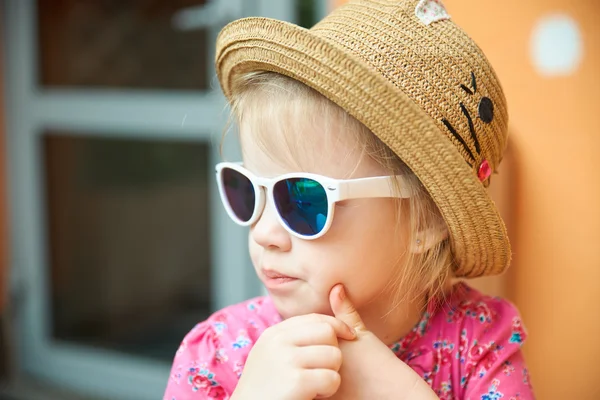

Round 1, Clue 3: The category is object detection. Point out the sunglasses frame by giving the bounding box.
[215,162,413,240]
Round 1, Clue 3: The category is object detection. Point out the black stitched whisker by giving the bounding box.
[460,103,481,154]
[442,118,475,164]
[460,84,473,95]
[470,71,477,93]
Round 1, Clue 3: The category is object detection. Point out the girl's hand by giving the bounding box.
[231,313,356,400]
[326,284,439,400]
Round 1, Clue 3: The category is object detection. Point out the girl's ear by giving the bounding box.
[411,226,449,254]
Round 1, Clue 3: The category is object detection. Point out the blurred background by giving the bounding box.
[0,0,598,399]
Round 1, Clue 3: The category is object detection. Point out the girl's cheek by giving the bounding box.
[309,268,341,294]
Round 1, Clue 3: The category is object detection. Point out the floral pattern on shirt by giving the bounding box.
[164,283,534,399]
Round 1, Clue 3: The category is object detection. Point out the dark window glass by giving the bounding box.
[44,133,212,361]
[38,0,210,90]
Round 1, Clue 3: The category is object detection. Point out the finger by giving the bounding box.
[288,321,340,347]
[329,284,367,334]
[301,369,341,399]
[288,320,356,346]
[286,314,356,342]
[295,345,343,371]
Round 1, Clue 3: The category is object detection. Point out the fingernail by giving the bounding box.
[338,285,345,301]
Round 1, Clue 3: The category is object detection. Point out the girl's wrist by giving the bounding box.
[407,376,439,400]
[229,391,243,400]
[229,386,246,400]
[383,357,439,400]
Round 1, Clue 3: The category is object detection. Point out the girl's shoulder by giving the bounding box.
[176,295,281,357]
[434,282,526,344]
[205,295,282,335]
[163,296,280,399]
[401,283,533,398]
[397,282,526,357]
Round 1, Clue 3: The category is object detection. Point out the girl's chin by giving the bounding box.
[271,296,332,320]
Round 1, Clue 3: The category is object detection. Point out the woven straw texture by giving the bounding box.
[215,0,511,278]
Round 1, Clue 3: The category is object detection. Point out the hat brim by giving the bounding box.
[216,17,510,278]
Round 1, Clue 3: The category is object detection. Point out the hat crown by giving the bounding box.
[311,0,508,183]
[214,0,512,278]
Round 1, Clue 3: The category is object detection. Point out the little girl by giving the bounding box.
[164,0,534,399]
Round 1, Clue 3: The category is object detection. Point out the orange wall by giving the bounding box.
[331,1,600,399]
[447,2,600,399]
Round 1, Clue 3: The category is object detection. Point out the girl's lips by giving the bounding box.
[261,269,299,289]
[262,269,294,279]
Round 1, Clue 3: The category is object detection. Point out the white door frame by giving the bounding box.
[2,0,299,398]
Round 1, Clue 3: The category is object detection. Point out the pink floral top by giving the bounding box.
[164,283,534,399]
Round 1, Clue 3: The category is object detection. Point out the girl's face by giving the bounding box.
[240,113,414,329]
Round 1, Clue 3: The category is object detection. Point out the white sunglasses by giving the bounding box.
[215,162,413,240]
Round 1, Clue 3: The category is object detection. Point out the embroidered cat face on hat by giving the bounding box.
[441,72,496,186]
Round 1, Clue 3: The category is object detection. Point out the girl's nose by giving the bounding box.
[250,202,292,251]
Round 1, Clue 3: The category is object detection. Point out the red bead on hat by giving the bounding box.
[478,159,492,182]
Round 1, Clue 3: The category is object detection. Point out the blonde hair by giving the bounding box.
[225,71,454,311]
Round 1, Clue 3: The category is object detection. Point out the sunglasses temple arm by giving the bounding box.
[337,176,412,200]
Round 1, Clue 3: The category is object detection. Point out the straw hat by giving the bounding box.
[215,0,510,278]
